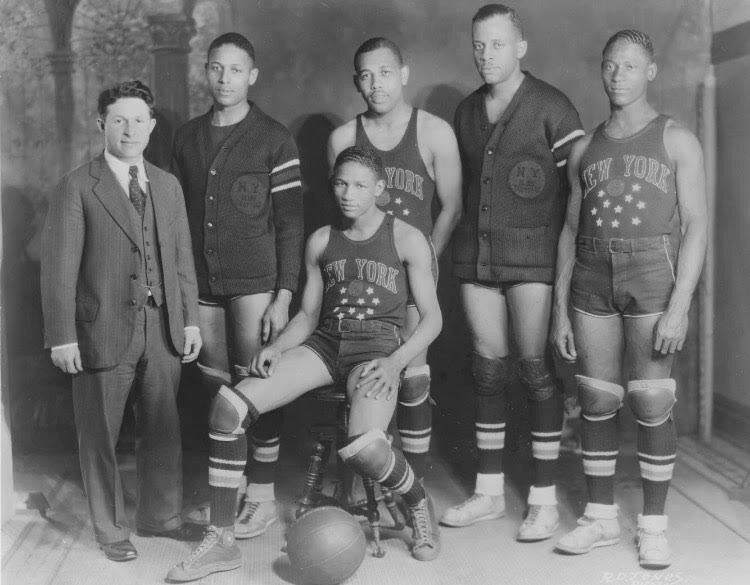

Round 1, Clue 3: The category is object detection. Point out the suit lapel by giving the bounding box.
[90,154,140,246]
[145,161,171,247]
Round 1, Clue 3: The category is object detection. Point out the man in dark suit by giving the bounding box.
[41,80,203,562]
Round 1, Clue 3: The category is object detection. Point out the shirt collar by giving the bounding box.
[104,150,149,187]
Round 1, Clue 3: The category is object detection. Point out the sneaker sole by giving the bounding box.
[639,558,671,570]
[516,521,559,542]
[166,559,242,583]
[234,516,278,540]
[439,511,504,528]
[555,536,619,555]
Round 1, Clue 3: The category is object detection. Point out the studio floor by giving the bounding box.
[3,409,750,585]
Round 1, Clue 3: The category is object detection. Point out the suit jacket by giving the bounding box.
[41,153,199,369]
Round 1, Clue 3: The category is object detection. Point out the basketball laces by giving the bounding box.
[182,526,219,565]
[238,500,260,523]
[410,500,433,546]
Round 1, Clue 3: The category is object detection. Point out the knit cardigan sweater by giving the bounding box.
[452,73,583,283]
[172,103,303,297]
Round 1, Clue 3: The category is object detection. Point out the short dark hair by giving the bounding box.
[354,37,403,70]
[208,32,255,63]
[603,29,655,61]
[334,146,384,181]
[97,80,154,118]
[472,4,523,38]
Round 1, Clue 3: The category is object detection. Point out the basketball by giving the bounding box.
[286,506,367,585]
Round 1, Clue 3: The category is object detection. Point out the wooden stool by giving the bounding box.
[296,384,406,557]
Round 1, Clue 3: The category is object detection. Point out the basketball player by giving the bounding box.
[167,147,443,582]
[172,32,303,539]
[328,37,462,476]
[442,3,584,542]
[551,30,706,568]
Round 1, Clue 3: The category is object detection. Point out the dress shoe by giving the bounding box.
[137,523,205,541]
[100,539,138,562]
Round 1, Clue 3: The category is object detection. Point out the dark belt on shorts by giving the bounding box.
[576,234,671,253]
[320,317,398,335]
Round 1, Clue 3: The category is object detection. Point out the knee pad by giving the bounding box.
[471,353,511,396]
[627,379,676,427]
[576,375,624,421]
[338,429,392,481]
[518,357,558,402]
[208,385,259,435]
[399,365,431,406]
[198,362,232,395]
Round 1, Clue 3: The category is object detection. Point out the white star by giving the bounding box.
[337,312,344,320]
[611,219,620,228]
[340,287,347,294]
[366,287,374,295]
[632,217,641,225]
[598,190,605,198]
[387,210,394,215]
[614,205,622,214]
[603,199,611,208]
[590,207,597,215]
[372,298,380,305]
[624,194,633,203]
[366,308,374,315]
[403,209,410,216]
[632,183,642,192]
[596,218,603,227]
[348,307,356,315]
[395,197,402,205]
[341,298,348,304]
[356,298,365,305]
[356,313,365,320]
[636,201,646,210]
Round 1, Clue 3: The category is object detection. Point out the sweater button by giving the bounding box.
[208,195,215,202]
[207,222,214,229]
[483,177,491,184]
[206,248,214,255]
[129,299,137,306]
[131,246,138,253]
[481,232,488,239]
[209,169,217,176]
[481,205,489,212]
[481,124,488,131]
[487,149,494,156]
[210,275,217,282]
[130,273,137,280]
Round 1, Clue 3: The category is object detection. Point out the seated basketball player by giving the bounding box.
[167,146,443,582]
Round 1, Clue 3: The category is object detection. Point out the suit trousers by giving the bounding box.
[72,302,183,544]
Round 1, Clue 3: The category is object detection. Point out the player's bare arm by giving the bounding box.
[250,227,329,377]
[359,221,442,398]
[419,111,463,256]
[326,121,357,173]
[653,121,707,355]
[551,134,591,363]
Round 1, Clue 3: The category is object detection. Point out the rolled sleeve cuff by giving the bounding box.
[51,342,78,351]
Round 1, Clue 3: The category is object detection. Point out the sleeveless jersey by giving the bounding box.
[355,109,436,236]
[319,214,407,329]
[578,114,678,240]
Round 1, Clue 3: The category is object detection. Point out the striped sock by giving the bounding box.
[581,413,619,505]
[339,429,425,506]
[398,366,432,475]
[244,408,283,485]
[472,354,511,487]
[638,418,676,515]
[209,432,247,527]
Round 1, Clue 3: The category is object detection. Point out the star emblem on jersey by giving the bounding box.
[632,183,642,192]
[632,217,641,225]
[372,298,380,305]
[356,313,365,320]
[585,177,650,234]
[591,208,597,215]
[614,205,622,214]
[356,298,365,305]
[598,190,605,198]
[395,197,402,205]
[402,209,410,216]
[366,287,374,295]
[603,200,611,208]
[637,201,646,209]
[611,219,619,228]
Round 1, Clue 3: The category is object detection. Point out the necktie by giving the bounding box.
[128,165,146,217]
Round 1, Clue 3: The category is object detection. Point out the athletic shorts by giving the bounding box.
[302,318,401,385]
[571,234,678,318]
[199,291,274,307]
[406,238,439,307]
[459,279,535,293]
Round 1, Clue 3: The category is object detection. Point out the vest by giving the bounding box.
[355,109,436,236]
[578,114,678,240]
[319,214,407,329]
[135,187,165,306]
